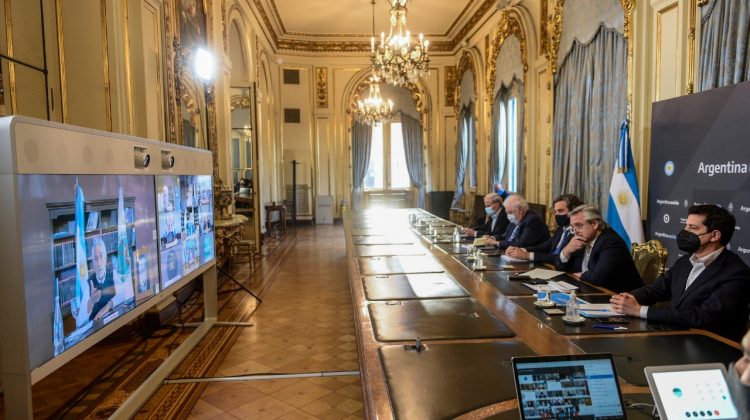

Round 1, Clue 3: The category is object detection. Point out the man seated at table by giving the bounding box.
[464,193,509,240]
[610,204,750,341]
[505,194,583,263]
[486,194,550,249]
[555,204,642,293]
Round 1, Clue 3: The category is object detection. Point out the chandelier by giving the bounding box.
[354,75,394,125]
[371,0,430,87]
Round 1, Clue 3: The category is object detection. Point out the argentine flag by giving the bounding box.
[606,119,644,250]
[73,181,92,328]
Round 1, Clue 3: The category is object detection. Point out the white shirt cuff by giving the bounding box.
[559,251,570,263]
[528,252,534,260]
[639,306,649,319]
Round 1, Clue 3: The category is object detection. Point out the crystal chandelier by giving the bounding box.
[354,74,394,126]
[371,0,430,87]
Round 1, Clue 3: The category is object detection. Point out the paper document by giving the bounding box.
[472,237,487,246]
[501,254,529,263]
[579,304,624,318]
[520,268,565,280]
[548,281,578,292]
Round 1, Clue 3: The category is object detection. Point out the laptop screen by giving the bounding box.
[512,354,626,420]
[645,364,739,420]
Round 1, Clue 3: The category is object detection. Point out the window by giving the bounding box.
[363,121,411,190]
[496,91,520,192]
[465,112,476,189]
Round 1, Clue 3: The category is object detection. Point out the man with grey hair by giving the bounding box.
[87,236,116,321]
[465,192,509,240]
[486,194,549,249]
[555,204,642,293]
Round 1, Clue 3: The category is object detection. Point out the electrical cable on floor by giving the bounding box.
[164,369,361,384]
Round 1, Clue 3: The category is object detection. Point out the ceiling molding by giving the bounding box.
[251,0,497,55]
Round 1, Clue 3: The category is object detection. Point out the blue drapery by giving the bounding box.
[698,0,750,91]
[451,106,469,208]
[401,114,426,208]
[488,93,503,191]
[351,122,373,210]
[552,25,627,213]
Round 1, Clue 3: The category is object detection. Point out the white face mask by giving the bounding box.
[507,213,517,224]
[485,206,494,216]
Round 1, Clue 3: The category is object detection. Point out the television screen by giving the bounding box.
[156,175,214,289]
[18,175,160,369]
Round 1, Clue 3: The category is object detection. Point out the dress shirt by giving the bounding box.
[638,246,725,318]
[529,229,571,260]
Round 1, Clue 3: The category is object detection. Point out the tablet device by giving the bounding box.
[644,363,739,419]
[512,353,626,419]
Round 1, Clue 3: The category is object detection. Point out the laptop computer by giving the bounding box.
[644,364,739,420]
[512,353,627,419]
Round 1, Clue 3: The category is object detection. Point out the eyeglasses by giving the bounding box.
[571,221,594,230]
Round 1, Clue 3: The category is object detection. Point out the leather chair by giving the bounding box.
[631,239,668,285]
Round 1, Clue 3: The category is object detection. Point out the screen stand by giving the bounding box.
[110,264,239,418]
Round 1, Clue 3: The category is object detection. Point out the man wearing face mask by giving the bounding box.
[505,194,583,263]
[486,194,550,249]
[611,204,750,342]
[464,193,509,240]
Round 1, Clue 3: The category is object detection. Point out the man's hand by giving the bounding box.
[465,228,477,237]
[485,237,499,246]
[610,293,641,316]
[506,247,529,259]
[562,235,587,257]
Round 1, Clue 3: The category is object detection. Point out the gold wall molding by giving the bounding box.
[445,65,457,108]
[687,0,698,94]
[540,0,549,58]
[453,51,477,116]
[547,0,564,74]
[4,0,17,114]
[55,0,68,122]
[122,0,135,134]
[100,0,113,131]
[315,66,328,108]
[485,9,528,97]
[222,0,228,54]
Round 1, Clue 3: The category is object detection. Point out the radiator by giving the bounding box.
[285,184,312,216]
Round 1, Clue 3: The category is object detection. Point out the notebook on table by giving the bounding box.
[644,363,739,420]
[512,353,627,419]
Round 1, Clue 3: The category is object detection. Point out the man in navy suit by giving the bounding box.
[465,193,510,240]
[555,204,643,293]
[611,204,750,342]
[505,194,583,263]
[486,194,550,249]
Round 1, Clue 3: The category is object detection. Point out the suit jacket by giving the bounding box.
[472,207,510,240]
[555,227,643,293]
[497,211,550,249]
[526,226,573,264]
[630,249,750,342]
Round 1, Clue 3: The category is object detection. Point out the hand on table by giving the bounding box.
[485,236,499,246]
[465,228,477,237]
[610,293,641,316]
[506,247,529,259]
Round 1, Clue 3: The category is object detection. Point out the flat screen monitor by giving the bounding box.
[18,174,160,370]
[644,364,739,420]
[512,353,627,420]
[156,175,214,289]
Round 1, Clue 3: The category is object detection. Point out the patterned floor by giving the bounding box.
[186,224,363,419]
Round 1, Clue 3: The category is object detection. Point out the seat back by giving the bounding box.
[469,194,486,227]
[631,239,668,285]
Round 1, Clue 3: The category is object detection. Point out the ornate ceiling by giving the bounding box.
[252,0,495,54]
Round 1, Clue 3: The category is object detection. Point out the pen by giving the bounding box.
[593,324,628,330]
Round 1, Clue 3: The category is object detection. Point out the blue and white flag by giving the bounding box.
[607,119,645,249]
[73,181,92,328]
[112,184,134,306]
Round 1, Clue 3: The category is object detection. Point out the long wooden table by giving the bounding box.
[344,208,742,419]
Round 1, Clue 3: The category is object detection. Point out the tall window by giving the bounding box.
[364,121,411,190]
[466,112,477,189]
[497,92,519,192]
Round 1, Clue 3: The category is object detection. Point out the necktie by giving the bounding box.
[508,224,520,242]
[553,230,571,255]
[581,244,592,273]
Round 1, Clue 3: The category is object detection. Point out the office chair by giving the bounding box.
[631,239,668,285]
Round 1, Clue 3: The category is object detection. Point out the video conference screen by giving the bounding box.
[18,175,160,369]
[156,175,215,289]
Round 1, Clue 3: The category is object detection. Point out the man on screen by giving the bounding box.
[87,236,116,321]
[611,205,750,341]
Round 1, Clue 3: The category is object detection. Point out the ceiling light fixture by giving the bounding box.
[355,1,394,126]
[371,0,430,87]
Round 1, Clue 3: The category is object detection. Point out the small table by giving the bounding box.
[215,214,248,266]
[265,202,286,239]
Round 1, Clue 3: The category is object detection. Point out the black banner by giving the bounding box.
[649,81,750,266]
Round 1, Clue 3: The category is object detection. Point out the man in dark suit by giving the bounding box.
[486,194,550,249]
[555,204,642,293]
[465,193,509,240]
[506,194,583,263]
[611,204,750,342]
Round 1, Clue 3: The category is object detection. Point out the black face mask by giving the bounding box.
[676,230,712,254]
[555,214,570,227]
